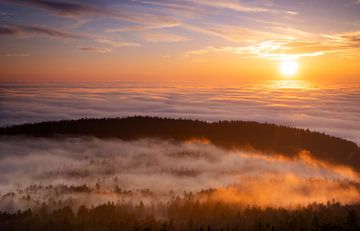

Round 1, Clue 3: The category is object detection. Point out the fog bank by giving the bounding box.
[0,137,359,211]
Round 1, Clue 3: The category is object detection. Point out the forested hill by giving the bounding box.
[1,116,359,171]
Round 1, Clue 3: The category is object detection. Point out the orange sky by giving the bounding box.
[0,0,359,82]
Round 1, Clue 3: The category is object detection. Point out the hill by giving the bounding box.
[1,116,359,171]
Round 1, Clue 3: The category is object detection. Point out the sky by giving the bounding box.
[0,0,360,82]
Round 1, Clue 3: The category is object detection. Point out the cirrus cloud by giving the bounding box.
[79,47,112,54]
[0,24,82,39]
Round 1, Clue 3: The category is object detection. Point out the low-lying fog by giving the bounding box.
[0,137,359,211]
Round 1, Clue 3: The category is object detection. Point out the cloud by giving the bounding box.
[0,81,359,145]
[139,31,189,42]
[18,24,82,38]
[0,25,18,35]
[137,0,268,14]
[0,10,7,16]
[185,46,239,56]
[185,40,326,60]
[189,0,269,13]
[95,39,141,47]
[106,23,180,33]
[183,23,277,42]
[137,0,299,19]
[79,39,141,54]
[2,0,181,28]
[271,26,314,38]
[133,0,209,18]
[210,31,360,60]
[0,24,141,53]
[323,31,360,47]
[0,24,143,53]
[0,24,82,39]
[344,33,360,43]
[0,137,359,211]
[241,40,326,60]
[285,11,299,15]
[184,32,359,61]
[6,0,102,16]
[5,53,30,57]
[79,47,112,53]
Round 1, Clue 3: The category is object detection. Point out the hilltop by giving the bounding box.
[1,116,359,171]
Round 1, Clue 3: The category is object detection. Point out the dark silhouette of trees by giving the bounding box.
[0,200,359,231]
[1,116,359,171]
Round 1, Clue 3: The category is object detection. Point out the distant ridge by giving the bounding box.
[1,116,359,171]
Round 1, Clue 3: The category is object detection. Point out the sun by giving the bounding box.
[280,60,299,77]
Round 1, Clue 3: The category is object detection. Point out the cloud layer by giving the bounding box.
[1,81,359,144]
[0,137,359,211]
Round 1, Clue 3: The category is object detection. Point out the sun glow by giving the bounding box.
[280,60,299,77]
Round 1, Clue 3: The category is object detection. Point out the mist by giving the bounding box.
[1,137,359,212]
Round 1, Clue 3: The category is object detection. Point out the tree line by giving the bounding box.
[0,198,359,231]
[1,116,359,171]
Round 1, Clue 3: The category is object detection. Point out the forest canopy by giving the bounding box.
[1,116,359,172]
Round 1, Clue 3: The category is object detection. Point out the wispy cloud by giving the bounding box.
[241,40,325,60]
[184,23,277,42]
[285,11,299,15]
[0,24,82,39]
[134,0,209,18]
[0,24,141,53]
[190,0,270,13]
[79,47,112,54]
[0,10,7,16]
[5,53,30,57]
[18,24,82,38]
[82,39,141,54]
[271,26,314,38]
[139,31,189,42]
[5,0,103,16]
[185,31,360,61]
[137,0,270,14]
[186,40,325,60]
[323,31,360,48]
[138,0,299,18]
[95,39,141,47]
[2,0,181,28]
[106,23,180,33]
[185,46,240,56]
[0,25,17,35]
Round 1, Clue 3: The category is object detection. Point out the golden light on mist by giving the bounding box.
[280,60,299,77]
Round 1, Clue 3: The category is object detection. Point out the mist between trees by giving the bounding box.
[1,137,360,212]
[1,196,360,231]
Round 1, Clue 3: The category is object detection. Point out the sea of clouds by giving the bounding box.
[1,80,359,144]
